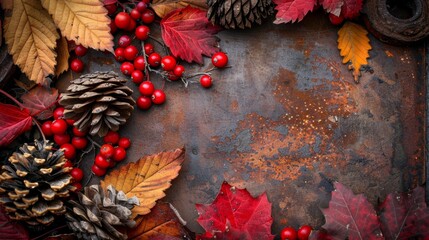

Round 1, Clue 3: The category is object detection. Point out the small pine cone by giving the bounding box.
[59,71,135,137]
[0,140,75,225]
[207,0,273,29]
[66,185,139,240]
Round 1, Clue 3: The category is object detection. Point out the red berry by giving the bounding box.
[115,12,131,29]
[64,160,73,168]
[53,107,65,119]
[134,56,145,70]
[124,45,139,61]
[297,225,312,240]
[41,121,54,137]
[144,43,154,55]
[118,35,132,48]
[135,25,150,40]
[109,159,116,168]
[173,65,185,77]
[139,81,155,96]
[141,9,155,24]
[212,52,228,68]
[132,70,145,84]
[124,19,136,31]
[72,127,87,137]
[161,56,176,71]
[94,154,111,169]
[329,13,344,25]
[118,137,131,149]
[120,62,134,75]
[110,20,118,33]
[130,8,141,20]
[280,227,297,240]
[148,52,161,67]
[115,47,125,62]
[100,144,115,159]
[104,3,117,15]
[75,45,88,57]
[72,136,88,150]
[113,147,127,162]
[54,134,70,146]
[51,119,68,135]
[92,164,107,176]
[61,143,76,160]
[70,58,84,73]
[72,182,82,191]
[151,89,166,105]
[103,131,120,144]
[136,95,152,110]
[66,118,75,126]
[142,0,151,4]
[70,168,84,181]
[200,75,212,88]
[136,2,147,12]
[167,71,180,81]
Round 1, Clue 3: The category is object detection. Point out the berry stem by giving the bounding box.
[0,88,25,109]
[32,119,46,142]
[87,136,102,148]
[149,36,169,55]
[83,173,94,187]
[76,141,95,166]
[30,224,68,240]
[140,41,151,81]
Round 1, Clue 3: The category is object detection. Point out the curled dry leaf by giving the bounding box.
[127,202,194,240]
[55,37,70,76]
[21,86,59,120]
[338,22,371,83]
[0,103,33,147]
[101,148,185,218]
[41,0,114,52]
[152,0,208,18]
[273,0,317,24]
[3,0,59,85]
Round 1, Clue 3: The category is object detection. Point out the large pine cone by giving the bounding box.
[66,185,139,240]
[0,140,75,225]
[59,71,135,137]
[207,0,273,29]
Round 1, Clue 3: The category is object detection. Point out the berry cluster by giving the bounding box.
[280,225,312,240]
[70,45,88,73]
[91,131,131,177]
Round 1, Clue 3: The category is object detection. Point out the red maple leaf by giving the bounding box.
[21,86,58,120]
[341,0,363,19]
[160,6,220,64]
[196,182,274,240]
[273,0,317,24]
[0,103,33,147]
[0,207,29,240]
[319,0,343,16]
[379,186,429,239]
[320,182,383,240]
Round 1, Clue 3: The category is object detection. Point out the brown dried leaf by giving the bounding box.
[4,0,59,84]
[152,0,207,18]
[338,21,371,83]
[55,37,70,76]
[101,148,185,218]
[41,0,114,52]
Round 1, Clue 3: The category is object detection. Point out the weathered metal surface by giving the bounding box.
[57,12,426,234]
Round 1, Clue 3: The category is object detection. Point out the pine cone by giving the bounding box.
[59,71,135,137]
[207,0,273,29]
[66,185,139,240]
[0,140,74,225]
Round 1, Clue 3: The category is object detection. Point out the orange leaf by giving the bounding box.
[100,148,185,218]
[127,202,194,239]
[337,21,371,83]
[151,0,207,18]
[55,37,70,76]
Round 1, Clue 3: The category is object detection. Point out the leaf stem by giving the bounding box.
[0,89,25,109]
[149,36,169,55]
[32,119,46,142]
[30,224,68,240]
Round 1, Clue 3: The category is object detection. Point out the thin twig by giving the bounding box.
[84,173,94,187]
[30,225,68,240]
[149,35,169,55]
[0,89,25,109]
[87,136,101,148]
[75,140,95,166]
[32,119,46,142]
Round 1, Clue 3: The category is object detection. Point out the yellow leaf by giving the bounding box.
[4,0,59,84]
[55,37,69,76]
[338,22,371,83]
[101,148,185,218]
[41,0,114,52]
[152,0,207,18]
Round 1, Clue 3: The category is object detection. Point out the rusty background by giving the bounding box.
[57,12,426,235]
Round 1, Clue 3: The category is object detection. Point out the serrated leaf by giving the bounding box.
[196,182,274,239]
[55,37,70,76]
[152,0,207,18]
[380,186,429,239]
[0,103,33,147]
[273,0,317,24]
[4,0,59,85]
[337,22,371,83]
[321,182,383,240]
[160,6,220,64]
[41,0,114,52]
[128,202,194,239]
[0,207,29,240]
[101,148,185,218]
[319,0,343,16]
[21,86,58,120]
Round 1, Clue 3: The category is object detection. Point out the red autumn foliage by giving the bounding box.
[196,182,274,240]
[319,0,343,16]
[160,6,220,64]
[21,86,58,120]
[273,0,317,24]
[0,103,32,147]
[0,207,29,240]
[341,0,363,19]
